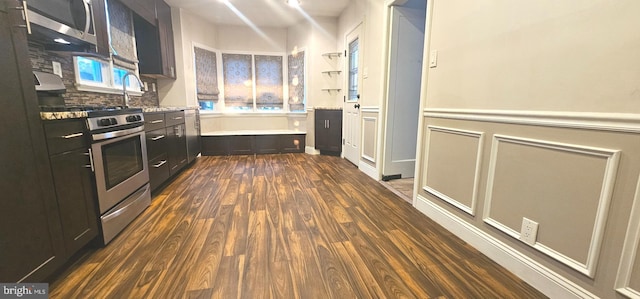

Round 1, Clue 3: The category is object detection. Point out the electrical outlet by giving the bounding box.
[520,217,539,246]
[52,61,63,77]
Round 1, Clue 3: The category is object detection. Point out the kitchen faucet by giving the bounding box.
[122,71,143,108]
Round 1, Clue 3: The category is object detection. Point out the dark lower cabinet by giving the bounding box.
[145,128,170,191]
[315,109,343,154]
[167,123,188,175]
[44,119,99,257]
[202,134,306,156]
[144,110,191,191]
[48,149,99,255]
[0,3,66,282]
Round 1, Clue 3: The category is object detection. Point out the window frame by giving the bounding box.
[73,56,142,96]
[194,46,306,114]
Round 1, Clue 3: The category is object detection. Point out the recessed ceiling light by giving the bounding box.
[54,38,71,44]
[286,0,300,8]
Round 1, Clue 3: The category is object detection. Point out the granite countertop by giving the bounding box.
[40,106,198,120]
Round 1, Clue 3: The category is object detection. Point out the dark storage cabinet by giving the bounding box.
[131,0,176,78]
[1,3,65,282]
[202,134,306,156]
[146,126,170,191]
[144,110,193,191]
[44,120,99,256]
[315,109,342,154]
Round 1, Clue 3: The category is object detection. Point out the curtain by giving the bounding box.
[107,0,137,70]
[255,55,283,110]
[222,54,253,109]
[194,47,219,102]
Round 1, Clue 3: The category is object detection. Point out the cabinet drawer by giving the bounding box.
[44,119,88,155]
[165,111,185,127]
[149,154,171,191]
[144,113,165,131]
[146,128,168,161]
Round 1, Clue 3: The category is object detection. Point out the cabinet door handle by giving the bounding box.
[173,116,183,120]
[62,132,84,139]
[16,1,31,34]
[151,135,165,141]
[153,160,167,168]
[150,120,164,124]
[327,120,330,128]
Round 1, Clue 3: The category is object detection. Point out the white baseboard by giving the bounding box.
[305,146,320,155]
[359,160,379,180]
[414,195,597,299]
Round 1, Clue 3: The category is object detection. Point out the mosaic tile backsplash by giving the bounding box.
[28,42,159,108]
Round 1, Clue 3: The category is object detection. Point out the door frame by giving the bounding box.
[381,1,426,180]
[378,0,432,202]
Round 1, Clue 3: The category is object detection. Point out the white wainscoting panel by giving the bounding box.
[615,176,640,298]
[422,126,484,216]
[483,135,620,278]
[415,195,598,299]
[424,108,640,133]
[362,116,378,163]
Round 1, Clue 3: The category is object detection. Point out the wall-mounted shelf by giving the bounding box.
[321,70,342,77]
[322,52,343,59]
[322,88,342,93]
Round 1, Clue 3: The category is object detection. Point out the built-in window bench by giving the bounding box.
[201,130,306,155]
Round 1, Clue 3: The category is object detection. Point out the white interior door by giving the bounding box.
[344,24,363,166]
[382,3,426,179]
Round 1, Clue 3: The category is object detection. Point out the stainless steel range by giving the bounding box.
[86,108,151,244]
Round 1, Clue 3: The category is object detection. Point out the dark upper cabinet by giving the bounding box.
[156,0,176,79]
[131,0,177,79]
[315,109,343,154]
[0,2,66,282]
[44,120,99,256]
[119,0,156,24]
[92,0,111,57]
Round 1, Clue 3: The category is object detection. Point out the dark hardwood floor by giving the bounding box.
[50,154,547,299]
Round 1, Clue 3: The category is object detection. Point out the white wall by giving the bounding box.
[157,8,218,108]
[216,25,287,53]
[288,17,340,110]
[415,1,640,298]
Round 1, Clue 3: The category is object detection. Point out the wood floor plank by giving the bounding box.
[49,154,546,299]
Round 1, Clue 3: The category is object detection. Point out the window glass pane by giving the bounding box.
[288,51,305,112]
[222,54,253,110]
[113,67,140,90]
[348,38,359,102]
[199,101,215,110]
[255,55,283,111]
[77,57,104,83]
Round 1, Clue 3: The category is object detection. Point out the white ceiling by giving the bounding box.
[163,0,351,28]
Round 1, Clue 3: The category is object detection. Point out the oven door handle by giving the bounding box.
[83,148,95,172]
[92,126,144,141]
[101,185,149,222]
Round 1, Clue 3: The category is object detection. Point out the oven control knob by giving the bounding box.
[136,115,142,121]
[126,115,135,122]
[99,118,111,126]
[110,118,118,125]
